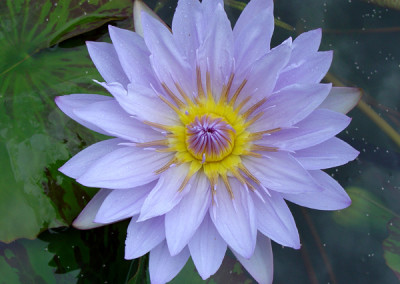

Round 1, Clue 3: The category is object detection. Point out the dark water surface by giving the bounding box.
[0,0,399,283]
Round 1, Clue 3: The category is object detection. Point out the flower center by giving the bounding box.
[138,70,281,197]
[186,115,235,163]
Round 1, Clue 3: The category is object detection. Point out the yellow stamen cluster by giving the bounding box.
[137,68,280,198]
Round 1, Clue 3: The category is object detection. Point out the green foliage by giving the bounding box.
[363,0,400,10]
[333,187,395,233]
[383,217,400,280]
[0,0,132,242]
[0,238,79,283]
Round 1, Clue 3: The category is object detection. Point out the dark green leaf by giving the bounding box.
[383,217,400,280]
[0,0,132,242]
[362,0,400,10]
[333,187,396,233]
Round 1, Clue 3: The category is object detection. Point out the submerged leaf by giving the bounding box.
[363,0,400,10]
[0,0,132,242]
[333,187,394,233]
[383,217,400,280]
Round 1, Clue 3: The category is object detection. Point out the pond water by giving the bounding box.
[0,0,399,283]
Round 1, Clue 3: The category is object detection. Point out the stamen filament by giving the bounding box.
[174,81,193,105]
[238,163,261,185]
[245,111,264,127]
[229,79,247,106]
[221,174,234,198]
[161,83,185,108]
[196,67,205,99]
[206,71,212,98]
[219,73,235,104]
[242,98,267,119]
[251,144,279,152]
[158,94,181,114]
[143,121,171,131]
[155,157,179,175]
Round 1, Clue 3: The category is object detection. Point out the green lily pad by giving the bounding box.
[363,0,400,10]
[383,217,400,280]
[333,187,395,233]
[0,0,132,242]
[0,238,80,283]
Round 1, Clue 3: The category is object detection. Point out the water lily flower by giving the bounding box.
[55,0,361,283]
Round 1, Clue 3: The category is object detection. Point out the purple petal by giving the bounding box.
[282,170,352,210]
[59,138,125,179]
[252,190,300,249]
[55,94,113,135]
[126,83,179,125]
[86,41,129,86]
[109,25,158,87]
[210,178,257,258]
[249,83,332,132]
[232,233,273,284]
[94,80,177,126]
[165,173,211,256]
[275,50,333,91]
[233,0,274,71]
[243,152,322,194]
[260,109,351,151]
[294,137,359,170]
[125,215,165,259]
[172,0,202,65]
[141,11,194,99]
[73,99,163,142]
[319,87,362,114]
[133,0,163,37]
[188,214,227,280]
[237,38,292,105]
[94,181,156,224]
[197,2,234,97]
[138,164,191,221]
[77,147,172,189]
[149,241,190,284]
[72,189,112,230]
[287,28,322,68]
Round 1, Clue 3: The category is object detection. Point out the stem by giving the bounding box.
[300,242,319,284]
[125,260,135,284]
[302,208,338,284]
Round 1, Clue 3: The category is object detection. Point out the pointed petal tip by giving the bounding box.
[72,217,106,230]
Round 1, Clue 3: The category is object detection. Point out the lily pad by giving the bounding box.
[0,238,79,283]
[333,187,394,233]
[383,217,400,280]
[0,0,132,242]
[363,0,400,10]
